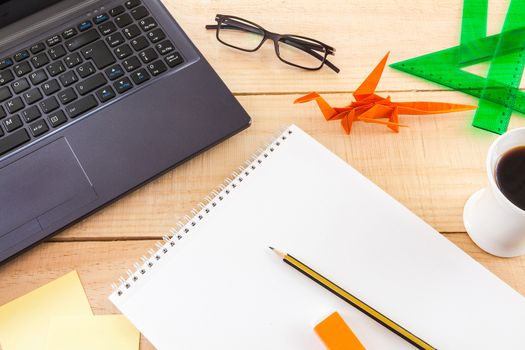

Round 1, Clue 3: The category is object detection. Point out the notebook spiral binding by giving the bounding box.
[111,127,294,297]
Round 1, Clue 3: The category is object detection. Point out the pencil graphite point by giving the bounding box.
[269,246,286,258]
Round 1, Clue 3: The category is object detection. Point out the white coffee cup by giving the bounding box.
[463,127,525,257]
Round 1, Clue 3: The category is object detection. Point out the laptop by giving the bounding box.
[0,0,251,263]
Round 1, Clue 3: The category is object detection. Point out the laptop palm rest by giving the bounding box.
[0,137,98,243]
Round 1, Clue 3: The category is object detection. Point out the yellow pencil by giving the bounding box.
[269,247,435,350]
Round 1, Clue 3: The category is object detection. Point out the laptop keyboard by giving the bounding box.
[0,0,184,158]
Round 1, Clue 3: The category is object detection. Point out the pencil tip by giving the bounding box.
[269,247,286,258]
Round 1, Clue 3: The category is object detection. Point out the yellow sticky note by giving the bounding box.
[0,271,92,350]
[45,315,140,350]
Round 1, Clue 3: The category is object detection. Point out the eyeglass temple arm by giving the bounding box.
[205,24,340,73]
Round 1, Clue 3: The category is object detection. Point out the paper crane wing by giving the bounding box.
[395,101,477,115]
[353,52,390,100]
[341,110,355,134]
[356,105,407,132]
[356,103,393,120]
[294,92,338,120]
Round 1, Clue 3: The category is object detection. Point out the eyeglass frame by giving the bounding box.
[205,14,340,73]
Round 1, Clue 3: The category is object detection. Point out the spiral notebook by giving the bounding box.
[110,125,525,349]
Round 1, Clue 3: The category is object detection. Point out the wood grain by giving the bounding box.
[1,236,524,349]
[2,1,524,349]
[163,0,511,94]
[52,91,525,241]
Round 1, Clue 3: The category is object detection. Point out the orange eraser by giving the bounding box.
[314,312,366,350]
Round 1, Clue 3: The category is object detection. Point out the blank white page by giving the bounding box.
[110,125,525,349]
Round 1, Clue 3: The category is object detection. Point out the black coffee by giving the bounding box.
[495,146,525,211]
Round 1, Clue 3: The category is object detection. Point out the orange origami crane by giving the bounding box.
[294,52,477,134]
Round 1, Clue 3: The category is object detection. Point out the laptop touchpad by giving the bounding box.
[0,138,98,237]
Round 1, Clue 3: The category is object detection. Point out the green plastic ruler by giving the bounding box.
[474,0,525,133]
[460,0,488,62]
[390,0,525,134]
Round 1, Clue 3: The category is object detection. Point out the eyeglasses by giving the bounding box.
[205,15,339,73]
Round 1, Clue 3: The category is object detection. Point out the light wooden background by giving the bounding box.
[2,0,525,348]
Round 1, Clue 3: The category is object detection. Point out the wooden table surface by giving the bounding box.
[2,0,524,348]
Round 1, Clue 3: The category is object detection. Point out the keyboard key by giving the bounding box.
[23,92,44,110]
[29,119,49,137]
[130,68,150,85]
[123,24,141,39]
[65,29,100,51]
[14,50,29,62]
[64,52,83,68]
[22,88,43,105]
[125,0,141,9]
[115,14,133,28]
[0,70,14,85]
[122,56,141,72]
[75,73,106,96]
[21,105,41,122]
[0,106,5,119]
[0,57,13,70]
[147,60,167,76]
[139,48,158,64]
[48,110,67,127]
[0,86,11,102]
[3,115,22,132]
[95,85,116,102]
[58,88,77,105]
[147,28,165,43]
[0,128,30,156]
[130,36,149,51]
[30,43,46,54]
[105,64,125,80]
[46,61,66,77]
[31,53,50,69]
[76,62,96,78]
[13,62,31,77]
[39,96,59,113]
[46,35,61,47]
[106,32,125,47]
[78,20,93,32]
[109,5,125,17]
[41,79,60,96]
[59,70,78,86]
[131,6,148,20]
[114,44,132,59]
[93,13,109,25]
[156,40,174,55]
[29,69,48,85]
[99,21,117,35]
[48,45,66,60]
[12,78,29,94]
[139,17,157,32]
[165,52,184,68]
[81,41,116,69]
[6,97,24,113]
[113,77,133,93]
[66,94,98,118]
[62,28,77,39]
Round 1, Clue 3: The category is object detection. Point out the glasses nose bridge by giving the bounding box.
[265,31,281,42]
[263,31,282,55]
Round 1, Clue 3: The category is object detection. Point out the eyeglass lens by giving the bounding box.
[218,17,265,51]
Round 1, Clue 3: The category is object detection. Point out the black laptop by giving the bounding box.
[0,0,251,263]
